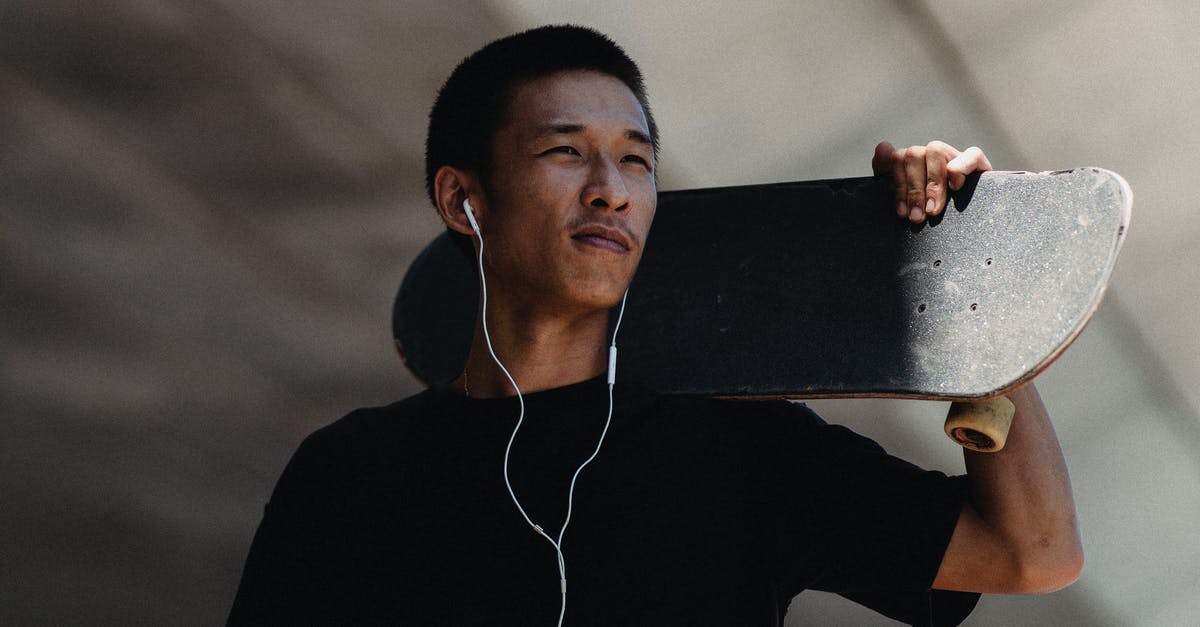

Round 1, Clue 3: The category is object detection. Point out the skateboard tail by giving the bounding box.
[969,167,1132,401]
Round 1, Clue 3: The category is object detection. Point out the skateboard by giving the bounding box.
[393,168,1132,450]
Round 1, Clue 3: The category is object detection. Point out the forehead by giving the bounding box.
[502,70,649,139]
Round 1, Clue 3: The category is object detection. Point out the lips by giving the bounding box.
[571,223,634,253]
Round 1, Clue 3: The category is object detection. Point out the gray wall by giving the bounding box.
[3,1,1197,624]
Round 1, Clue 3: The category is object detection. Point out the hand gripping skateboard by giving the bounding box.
[393,168,1132,451]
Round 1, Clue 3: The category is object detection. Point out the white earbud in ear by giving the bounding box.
[463,198,481,235]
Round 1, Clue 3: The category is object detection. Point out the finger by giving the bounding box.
[904,145,928,223]
[891,147,908,218]
[946,146,993,190]
[924,142,957,216]
[872,141,896,177]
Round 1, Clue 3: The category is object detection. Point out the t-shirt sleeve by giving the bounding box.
[837,587,981,627]
[226,423,349,625]
[768,402,980,626]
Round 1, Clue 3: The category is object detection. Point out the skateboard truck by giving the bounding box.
[944,397,1016,453]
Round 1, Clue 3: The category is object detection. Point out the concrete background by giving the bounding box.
[2,1,1197,624]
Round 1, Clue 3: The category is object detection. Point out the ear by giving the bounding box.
[434,165,484,236]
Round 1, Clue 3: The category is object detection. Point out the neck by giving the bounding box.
[458,301,613,398]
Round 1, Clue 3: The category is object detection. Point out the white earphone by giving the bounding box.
[462,196,627,626]
[463,197,481,234]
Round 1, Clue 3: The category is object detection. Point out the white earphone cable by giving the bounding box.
[467,203,628,627]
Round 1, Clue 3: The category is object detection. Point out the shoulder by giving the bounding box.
[642,393,860,447]
[628,393,885,471]
[303,389,436,449]
[646,393,823,424]
[268,390,437,500]
[640,394,944,480]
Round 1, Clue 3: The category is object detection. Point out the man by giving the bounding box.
[229,25,1081,626]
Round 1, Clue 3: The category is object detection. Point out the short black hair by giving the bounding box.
[424,25,659,208]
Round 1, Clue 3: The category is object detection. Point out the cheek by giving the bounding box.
[638,215,657,248]
[635,185,657,238]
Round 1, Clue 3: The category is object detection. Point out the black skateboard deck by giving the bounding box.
[393,168,1131,401]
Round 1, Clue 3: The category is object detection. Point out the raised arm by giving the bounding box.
[934,383,1083,593]
[872,141,1083,593]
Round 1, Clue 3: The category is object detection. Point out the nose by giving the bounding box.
[581,156,630,212]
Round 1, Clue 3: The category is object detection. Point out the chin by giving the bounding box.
[578,290,627,312]
[567,280,631,312]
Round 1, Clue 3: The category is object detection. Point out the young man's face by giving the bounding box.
[478,70,657,315]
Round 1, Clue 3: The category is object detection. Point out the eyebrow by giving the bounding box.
[625,129,654,148]
[534,123,653,148]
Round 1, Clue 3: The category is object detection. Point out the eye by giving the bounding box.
[622,154,652,170]
[540,146,580,157]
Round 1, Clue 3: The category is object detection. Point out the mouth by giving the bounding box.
[570,223,634,253]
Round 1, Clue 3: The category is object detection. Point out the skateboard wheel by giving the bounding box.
[944,397,1015,453]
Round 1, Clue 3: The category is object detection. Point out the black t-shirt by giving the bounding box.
[228,378,979,626]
